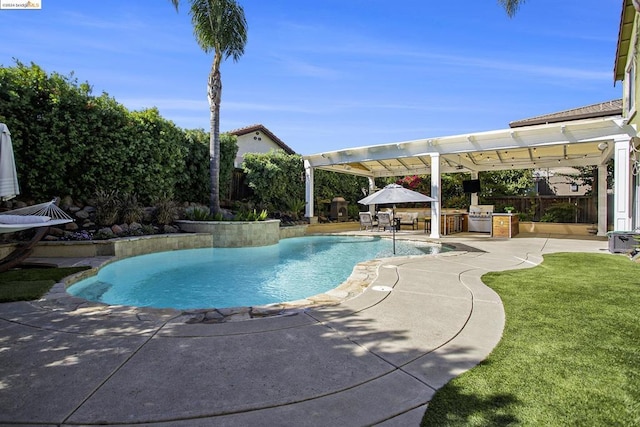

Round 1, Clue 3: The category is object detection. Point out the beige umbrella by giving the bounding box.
[0,123,19,201]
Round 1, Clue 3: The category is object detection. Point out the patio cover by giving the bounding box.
[304,118,630,177]
[302,117,638,236]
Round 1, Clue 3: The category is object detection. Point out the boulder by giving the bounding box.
[65,222,79,231]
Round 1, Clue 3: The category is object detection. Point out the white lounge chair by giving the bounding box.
[376,211,394,231]
[359,212,377,231]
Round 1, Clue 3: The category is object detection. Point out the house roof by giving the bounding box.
[509,99,622,128]
[227,124,296,155]
[614,0,635,82]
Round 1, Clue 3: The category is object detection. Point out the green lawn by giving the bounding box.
[422,253,640,426]
[0,267,89,302]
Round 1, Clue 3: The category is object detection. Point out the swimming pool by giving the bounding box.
[67,235,445,310]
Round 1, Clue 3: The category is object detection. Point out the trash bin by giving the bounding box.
[607,231,640,253]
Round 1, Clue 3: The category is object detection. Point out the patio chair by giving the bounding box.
[376,211,394,231]
[359,212,377,231]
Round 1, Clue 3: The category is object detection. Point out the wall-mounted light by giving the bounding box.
[597,142,609,151]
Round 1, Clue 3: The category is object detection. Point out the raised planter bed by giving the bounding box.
[28,233,214,258]
[175,219,281,247]
[519,221,602,236]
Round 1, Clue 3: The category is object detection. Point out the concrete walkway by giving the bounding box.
[0,234,609,426]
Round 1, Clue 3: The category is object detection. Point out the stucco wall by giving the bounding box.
[235,133,284,167]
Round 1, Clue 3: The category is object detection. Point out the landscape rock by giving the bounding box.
[75,210,89,220]
[48,227,65,237]
[163,225,179,233]
[60,196,75,210]
[98,227,116,238]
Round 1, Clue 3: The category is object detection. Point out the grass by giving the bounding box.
[0,267,89,302]
[421,253,640,426]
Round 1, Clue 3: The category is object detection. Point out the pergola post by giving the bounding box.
[430,153,441,238]
[304,160,315,220]
[597,164,608,236]
[367,176,376,215]
[613,137,632,231]
[470,171,479,206]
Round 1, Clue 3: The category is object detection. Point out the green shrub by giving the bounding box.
[0,61,237,206]
[284,198,306,220]
[347,204,361,220]
[119,192,143,224]
[141,224,156,235]
[184,205,214,221]
[540,203,577,223]
[94,189,119,226]
[153,195,178,225]
[235,209,268,221]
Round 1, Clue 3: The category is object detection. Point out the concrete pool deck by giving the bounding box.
[0,233,609,426]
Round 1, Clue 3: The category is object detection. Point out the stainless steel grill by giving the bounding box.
[468,205,493,233]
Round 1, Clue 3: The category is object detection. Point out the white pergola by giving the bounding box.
[302,117,638,238]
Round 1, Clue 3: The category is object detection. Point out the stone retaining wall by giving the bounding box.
[279,225,307,239]
[175,219,281,247]
[1,222,302,259]
[27,233,214,258]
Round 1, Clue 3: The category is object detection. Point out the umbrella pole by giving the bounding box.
[392,205,396,254]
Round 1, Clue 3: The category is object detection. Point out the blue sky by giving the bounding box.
[0,0,623,155]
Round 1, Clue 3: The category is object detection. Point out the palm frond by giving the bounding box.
[189,0,248,60]
[498,0,525,18]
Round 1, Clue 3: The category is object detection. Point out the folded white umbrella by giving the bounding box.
[0,123,20,201]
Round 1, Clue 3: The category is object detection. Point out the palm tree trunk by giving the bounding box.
[208,58,222,215]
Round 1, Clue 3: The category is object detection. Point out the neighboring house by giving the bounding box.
[510,99,622,196]
[614,0,640,229]
[615,1,639,127]
[227,124,296,169]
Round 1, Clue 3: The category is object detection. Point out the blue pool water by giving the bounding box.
[67,236,445,310]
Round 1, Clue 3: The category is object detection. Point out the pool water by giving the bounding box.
[67,236,445,310]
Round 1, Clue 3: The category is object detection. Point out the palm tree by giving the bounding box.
[171,0,248,215]
[498,0,526,17]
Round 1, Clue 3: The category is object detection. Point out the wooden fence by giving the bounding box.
[484,196,597,223]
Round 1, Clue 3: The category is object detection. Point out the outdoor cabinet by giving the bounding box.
[492,213,519,238]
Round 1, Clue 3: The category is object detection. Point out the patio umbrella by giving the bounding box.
[358,183,436,254]
[0,123,19,201]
